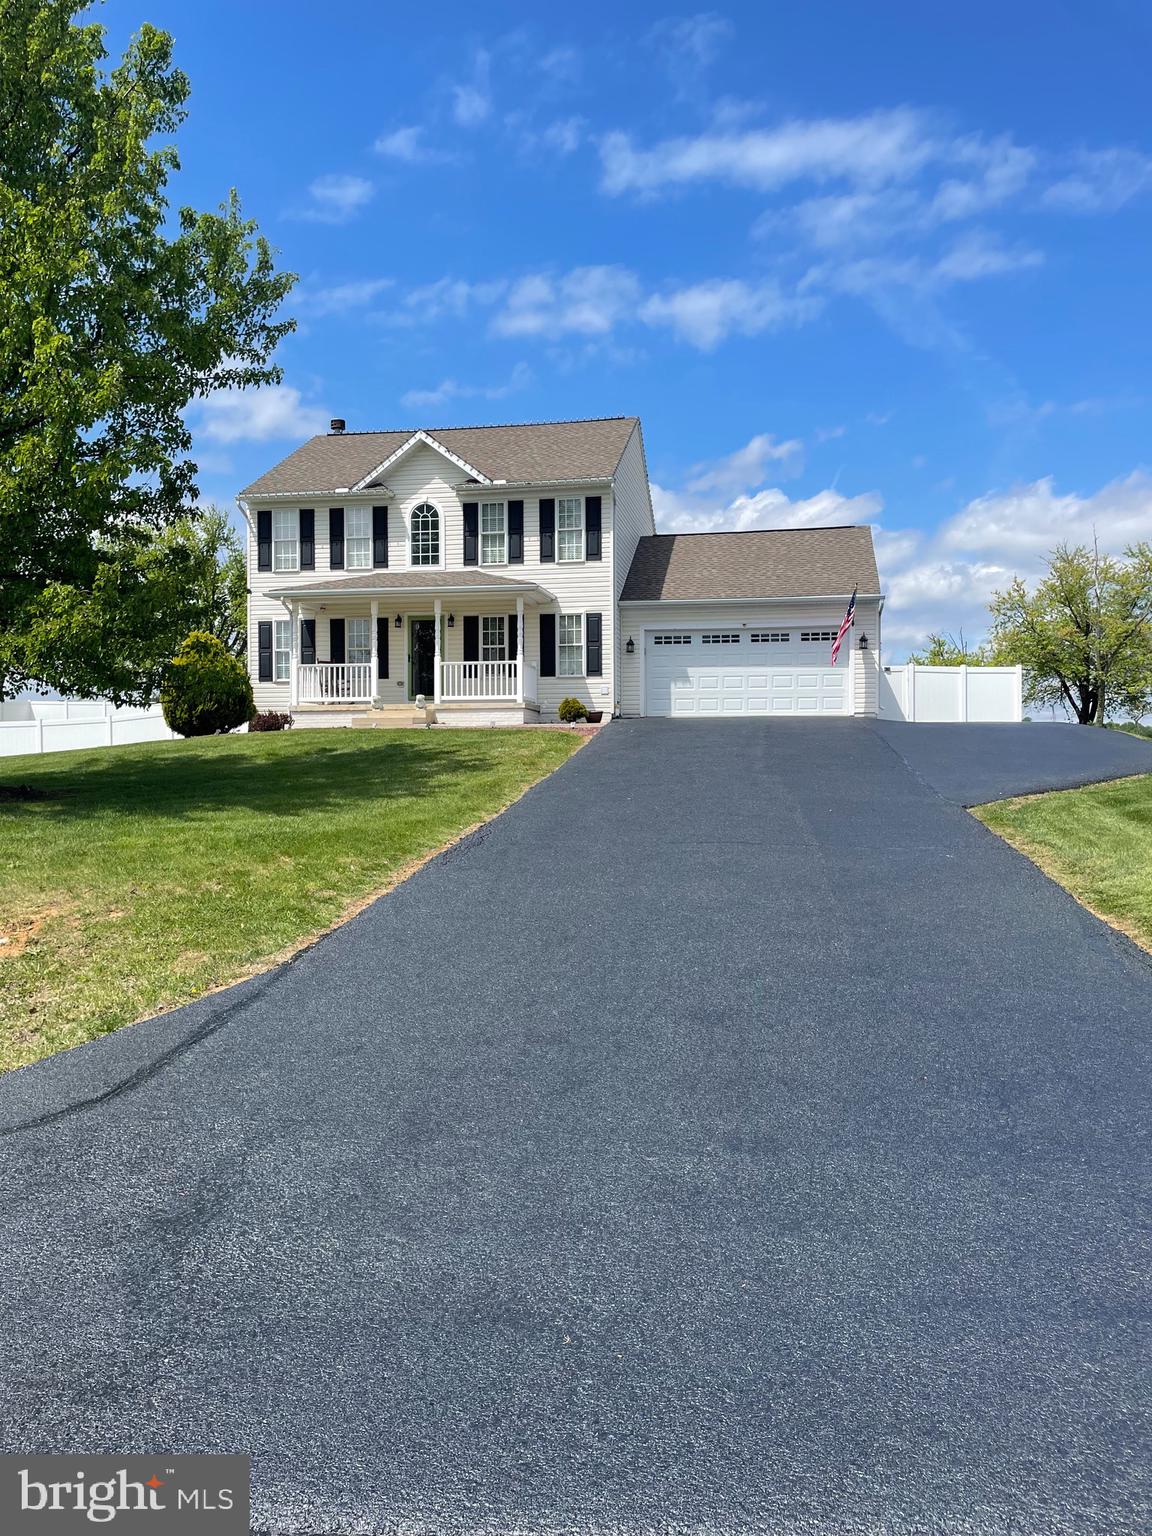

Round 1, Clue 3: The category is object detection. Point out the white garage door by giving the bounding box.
[644,627,850,717]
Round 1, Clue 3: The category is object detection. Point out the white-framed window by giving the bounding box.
[701,632,741,644]
[480,502,506,564]
[557,497,584,562]
[274,619,291,682]
[800,629,837,643]
[347,617,371,665]
[653,633,692,645]
[346,507,371,569]
[751,631,790,643]
[272,510,298,571]
[411,503,440,566]
[482,615,507,661]
[558,613,583,676]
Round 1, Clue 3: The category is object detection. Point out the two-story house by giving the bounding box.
[238,415,884,723]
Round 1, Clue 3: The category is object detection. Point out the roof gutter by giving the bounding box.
[619,593,885,606]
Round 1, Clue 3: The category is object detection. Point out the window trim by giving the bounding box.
[409,502,443,569]
[345,506,372,570]
[558,611,584,677]
[481,614,507,662]
[346,616,372,666]
[273,618,291,682]
[272,509,299,573]
[800,629,838,644]
[556,496,585,564]
[480,501,506,566]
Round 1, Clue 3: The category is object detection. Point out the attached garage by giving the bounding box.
[617,527,884,720]
[643,627,850,716]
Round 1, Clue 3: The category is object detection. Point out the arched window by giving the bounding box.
[410,503,440,566]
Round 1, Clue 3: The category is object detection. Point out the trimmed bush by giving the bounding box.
[557,696,588,724]
[161,631,254,738]
[249,710,293,733]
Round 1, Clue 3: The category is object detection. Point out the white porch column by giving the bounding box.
[433,597,442,705]
[370,599,379,705]
[287,600,298,709]
[516,596,525,704]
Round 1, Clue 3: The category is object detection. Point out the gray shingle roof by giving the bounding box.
[241,417,640,498]
[620,527,881,601]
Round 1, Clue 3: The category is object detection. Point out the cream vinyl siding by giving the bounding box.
[610,422,656,602]
[617,597,882,717]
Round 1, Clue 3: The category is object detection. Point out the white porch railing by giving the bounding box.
[441,661,520,700]
[522,660,538,704]
[297,662,373,704]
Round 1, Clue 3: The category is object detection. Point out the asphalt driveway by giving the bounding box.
[2,720,1150,1534]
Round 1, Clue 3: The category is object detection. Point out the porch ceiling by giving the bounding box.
[267,571,551,603]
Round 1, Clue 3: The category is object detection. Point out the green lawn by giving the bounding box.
[975,773,1152,953]
[0,728,581,1073]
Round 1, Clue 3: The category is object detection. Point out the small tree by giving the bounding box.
[161,632,253,737]
[989,542,1152,724]
[907,630,992,666]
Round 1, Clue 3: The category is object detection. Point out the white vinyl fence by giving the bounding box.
[0,699,177,757]
[879,664,1023,723]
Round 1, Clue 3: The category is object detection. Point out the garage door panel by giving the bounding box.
[645,627,849,717]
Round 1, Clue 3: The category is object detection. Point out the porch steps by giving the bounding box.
[348,705,436,728]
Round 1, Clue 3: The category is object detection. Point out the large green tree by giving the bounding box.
[12,507,249,700]
[0,0,293,700]
[989,543,1152,724]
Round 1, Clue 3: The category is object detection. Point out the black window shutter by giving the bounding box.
[508,500,524,563]
[586,612,603,676]
[329,617,346,663]
[300,618,316,666]
[463,615,480,662]
[300,509,315,569]
[539,498,555,562]
[257,620,273,681]
[508,613,518,661]
[257,510,272,571]
[585,496,602,561]
[329,508,345,569]
[463,502,479,565]
[373,506,389,568]
[539,612,556,676]
[376,617,389,678]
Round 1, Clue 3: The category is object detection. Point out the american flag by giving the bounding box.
[830,588,857,666]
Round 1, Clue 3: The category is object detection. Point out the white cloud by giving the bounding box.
[648,12,735,100]
[1041,147,1152,212]
[650,431,879,534]
[373,126,454,164]
[600,109,935,196]
[295,278,394,317]
[878,470,1152,652]
[542,116,585,155]
[492,266,643,337]
[194,385,329,444]
[400,362,533,412]
[640,278,819,349]
[381,277,508,327]
[293,173,374,225]
[452,49,492,127]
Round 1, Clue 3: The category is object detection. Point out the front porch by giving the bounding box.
[267,571,549,717]
[294,656,539,707]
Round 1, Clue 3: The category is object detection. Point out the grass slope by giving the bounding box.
[975,773,1152,953]
[0,728,581,1073]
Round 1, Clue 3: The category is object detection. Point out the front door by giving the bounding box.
[409,618,436,698]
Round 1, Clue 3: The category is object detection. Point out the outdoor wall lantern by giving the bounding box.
[394,613,402,628]
[447,613,455,627]
[858,631,869,650]
[625,636,635,654]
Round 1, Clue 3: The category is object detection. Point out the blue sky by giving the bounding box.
[106,0,1152,653]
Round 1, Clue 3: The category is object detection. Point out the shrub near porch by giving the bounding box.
[0,728,581,1073]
